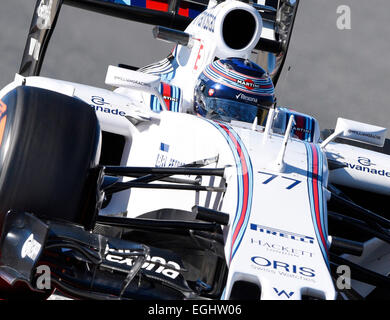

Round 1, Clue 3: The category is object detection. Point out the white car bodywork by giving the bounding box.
[1,0,389,300]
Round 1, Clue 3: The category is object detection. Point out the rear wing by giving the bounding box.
[19,0,299,85]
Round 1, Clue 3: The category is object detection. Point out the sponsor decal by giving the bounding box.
[160,142,170,153]
[357,157,374,166]
[344,157,390,178]
[273,288,294,299]
[155,154,185,168]
[91,96,109,106]
[293,126,311,134]
[235,92,258,103]
[21,234,42,261]
[208,88,215,96]
[236,78,259,90]
[90,96,126,117]
[250,238,314,258]
[250,223,315,244]
[196,12,216,32]
[155,153,168,167]
[28,38,41,61]
[113,75,151,88]
[36,0,53,30]
[155,143,185,168]
[163,95,178,103]
[150,82,181,112]
[278,109,315,142]
[105,247,181,280]
[347,129,381,141]
[250,256,316,282]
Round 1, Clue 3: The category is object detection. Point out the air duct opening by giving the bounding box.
[229,280,261,300]
[222,9,257,50]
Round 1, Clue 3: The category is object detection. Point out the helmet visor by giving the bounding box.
[201,97,269,126]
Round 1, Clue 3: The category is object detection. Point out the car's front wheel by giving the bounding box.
[0,85,101,230]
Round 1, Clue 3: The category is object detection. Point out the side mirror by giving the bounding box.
[153,26,192,47]
[105,65,167,110]
[320,117,387,148]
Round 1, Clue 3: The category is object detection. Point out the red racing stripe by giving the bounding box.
[209,64,237,82]
[145,0,168,12]
[162,83,171,111]
[178,5,189,17]
[218,123,250,258]
[296,115,304,140]
[310,144,328,255]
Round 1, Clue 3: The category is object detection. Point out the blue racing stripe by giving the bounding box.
[304,142,329,269]
[202,118,253,263]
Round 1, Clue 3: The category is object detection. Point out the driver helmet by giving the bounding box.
[194,57,275,125]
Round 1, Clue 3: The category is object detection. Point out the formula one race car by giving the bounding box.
[0,0,390,300]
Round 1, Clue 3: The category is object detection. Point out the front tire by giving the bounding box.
[0,86,100,228]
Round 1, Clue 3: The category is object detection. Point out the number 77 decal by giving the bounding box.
[258,171,302,190]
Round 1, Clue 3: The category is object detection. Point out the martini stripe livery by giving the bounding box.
[205,119,253,263]
[305,142,329,268]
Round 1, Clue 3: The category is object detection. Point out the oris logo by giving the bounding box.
[251,256,316,278]
[237,79,258,90]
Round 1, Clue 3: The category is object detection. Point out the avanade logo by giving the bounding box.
[344,156,390,178]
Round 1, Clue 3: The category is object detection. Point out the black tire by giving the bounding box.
[0,86,100,229]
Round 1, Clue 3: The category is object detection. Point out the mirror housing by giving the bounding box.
[321,117,387,149]
[105,65,167,110]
